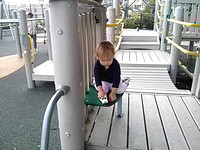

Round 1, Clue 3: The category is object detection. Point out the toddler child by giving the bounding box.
[94,41,130,101]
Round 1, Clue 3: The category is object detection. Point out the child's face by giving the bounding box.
[99,54,114,68]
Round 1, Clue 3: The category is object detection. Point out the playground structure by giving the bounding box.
[1,0,200,149]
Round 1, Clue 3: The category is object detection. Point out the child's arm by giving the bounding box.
[97,86,106,99]
[109,88,117,101]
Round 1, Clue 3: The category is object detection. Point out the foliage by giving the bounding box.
[124,13,140,29]
[124,0,155,30]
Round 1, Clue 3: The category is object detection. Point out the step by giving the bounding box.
[120,41,160,50]
[122,35,158,42]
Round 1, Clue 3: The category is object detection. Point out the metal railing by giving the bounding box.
[165,6,200,98]
[40,85,70,150]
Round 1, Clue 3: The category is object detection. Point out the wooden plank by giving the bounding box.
[154,51,169,63]
[129,51,137,62]
[142,51,152,62]
[129,94,147,149]
[136,51,145,62]
[122,51,130,62]
[86,144,147,150]
[108,94,128,148]
[142,95,168,150]
[148,51,160,63]
[156,95,189,150]
[169,96,200,149]
[122,72,169,76]
[126,89,191,95]
[121,67,168,71]
[121,75,171,79]
[85,106,100,143]
[182,96,200,130]
[88,106,114,146]
[115,51,123,61]
[121,69,168,73]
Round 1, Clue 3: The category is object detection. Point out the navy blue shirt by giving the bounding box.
[94,58,121,88]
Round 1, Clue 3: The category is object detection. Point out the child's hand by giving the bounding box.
[109,92,116,101]
[98,90,106,99]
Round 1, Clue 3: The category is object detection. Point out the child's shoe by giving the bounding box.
[122,77,130,86]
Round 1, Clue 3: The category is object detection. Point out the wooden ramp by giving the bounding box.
[85,94,200,150]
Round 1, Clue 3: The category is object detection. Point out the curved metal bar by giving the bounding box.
[166,37,199,56]
[167,19,200,28]
[158,0,165,7]
[40,85,70,150]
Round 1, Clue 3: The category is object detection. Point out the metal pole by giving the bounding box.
[187,41,194,59]
[170,6,184,84]
[154,0,159,31]
[94,5,107,44]
[116,97,123,118]
[113,0,119,18]
[107,6,115,45]
[160,0,171,51]
[195,69,200,98]
[18,9,35,89]
[44,9,52,60]
[12,11,23,58]
[113,0,119,35]
[0,2,2,39]
[191,56,200,94]
[159,0,164,38]
[2,0,15,41]
[49,1,84,149]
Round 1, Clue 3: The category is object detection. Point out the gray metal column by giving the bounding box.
[0,2,3,39]
[49,1,84,149]
[154,0,159,31]
[113,0,119,18]
[170,6,184,84]
[44,9,52,60]
[12,11,22,58]
[191,55,200,95]
[160,0,171,51]
[18,9,35,89]
[195,69,200,98]
[107,6,115,45]
[94,5,106,45]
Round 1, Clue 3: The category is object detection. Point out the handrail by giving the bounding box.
[106,11,124,27]
[28,35,34,62]
[158,0,165,7]
[166,37,199,56]
[40,85,70,150]
[157,10,163,21]
[167,19,200,28]
[155,22,162,33]
[106,18,123,27]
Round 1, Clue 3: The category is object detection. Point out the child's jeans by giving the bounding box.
[93,79,128,94]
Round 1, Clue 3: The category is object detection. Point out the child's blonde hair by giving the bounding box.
[96,41,115,59]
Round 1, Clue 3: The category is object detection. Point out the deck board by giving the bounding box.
[169,96,200,149]
[156,95,189,150]
[86,94,200,150]
[129,94,147,150]
[108,94,128,148]
[88,106,114,146]
[142,95,168,150]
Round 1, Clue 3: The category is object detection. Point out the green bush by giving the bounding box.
[124,14,140,29]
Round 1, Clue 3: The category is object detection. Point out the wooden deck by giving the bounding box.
[85,93,200,150]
